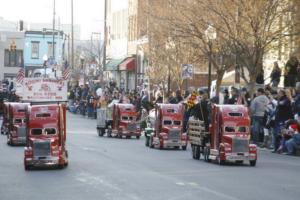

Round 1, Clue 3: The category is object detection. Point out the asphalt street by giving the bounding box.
[0,113,300,200]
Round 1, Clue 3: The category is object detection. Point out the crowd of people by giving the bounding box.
[67,80,152,119]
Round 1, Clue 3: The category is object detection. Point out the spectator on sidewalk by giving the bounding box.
[284,56,298,88]
[263,93,277,148]
[270,62,281,88]
[256,69,265,86]
[285,122,300,155]
[250,88,269,145]
[293,82,300,123]
[273,89,293,152]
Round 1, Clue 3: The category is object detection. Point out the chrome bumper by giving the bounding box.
[225,153,256,161]
[25,156,59,166]
[163,139,187,148]
[12,137,26,144]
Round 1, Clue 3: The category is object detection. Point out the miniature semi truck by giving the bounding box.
[189,104,257,166]
[24,104,68,170]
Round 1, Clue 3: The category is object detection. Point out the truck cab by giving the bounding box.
[204,104,257,166]
[7,103,29,145]
[111,103,141,139]
[148,104,187,150]
[24,104,68,170]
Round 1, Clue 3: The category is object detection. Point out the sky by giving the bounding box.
[0,0,105,39]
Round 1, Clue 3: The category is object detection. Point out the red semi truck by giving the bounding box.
[147,104,188,150]
[189,104,257,166]
[24,104,68,170]
[7,103,29,145]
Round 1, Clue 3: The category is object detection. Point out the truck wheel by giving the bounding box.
[191,145,196,159]
[145,137,149,146]
[195,146,200,160]
[24,164,31,171]
[98,129,105,137]
[7,136,12,146]
[182,145,187,151]
[58,164,64,169]
[204,147,211,162]
[217,156,225,165]
[136,136,140,139]
[236,161,244,165]
[250,160,256,167]
[126,136,131,139]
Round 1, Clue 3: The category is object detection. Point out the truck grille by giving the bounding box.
[169,129,180,140]
[33,141,51,157]
[127,123,136,132]
[232,137,249,153]
[17,127,26,137]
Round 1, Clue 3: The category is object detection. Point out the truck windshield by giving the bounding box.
[225,126,247,133]
[31,129,43,135]
[122,116,134,121]
[45,128,56,135]
[14,118,22,123]
[164,120,172,125]
[174,121,181,125]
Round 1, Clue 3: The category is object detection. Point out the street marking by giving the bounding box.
[188,182,199,186]
[75,172,122,191]
[173,181,239,200]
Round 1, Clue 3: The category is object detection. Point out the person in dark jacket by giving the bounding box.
[223,89,229,104]
[176,90,183,103]
[273,90,293,151]
[168,92,177,104]
[228,87,240,104]
[190,92,210,131]
[293,82,300,122]
[284,56,298,88]
[155,92,163,104]
[256,69,264,85]
[270,62,281,88]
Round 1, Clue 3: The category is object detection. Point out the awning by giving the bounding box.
[105,58,124,71]
[119,57,135,71]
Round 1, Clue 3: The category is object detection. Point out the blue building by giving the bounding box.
[24,30,66,77]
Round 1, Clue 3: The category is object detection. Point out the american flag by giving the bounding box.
[62,67,71,80]
[16,68,25,84]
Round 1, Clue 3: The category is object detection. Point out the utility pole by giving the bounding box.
[71,0,74,70]
[52,0,56,60]
[103,0,107,71]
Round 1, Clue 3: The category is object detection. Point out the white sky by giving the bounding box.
[0,0,105,39]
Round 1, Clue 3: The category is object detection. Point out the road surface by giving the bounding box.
[0,113,299,200]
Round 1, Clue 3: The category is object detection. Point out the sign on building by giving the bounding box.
[182,64,193,79]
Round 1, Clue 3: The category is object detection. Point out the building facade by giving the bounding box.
[0,31,24,80]
[24,30,66,77]
[105,0,137,91]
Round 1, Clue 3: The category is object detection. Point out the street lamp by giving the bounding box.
[165,37,175,97]
[205,25,216,98]
[43,55,48,78]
